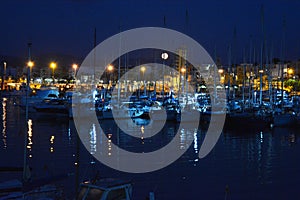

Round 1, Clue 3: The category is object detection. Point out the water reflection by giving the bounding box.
[2,97,300,199]
[180,129,186,150]
[2,98,7,149]
[193,129,198,154]
[68,127,71,144]
[179,128,194,151]
[223,131,276,185]
[50,135,55,153]
[141,126,145,145]
[107,133,112,156]
[89,123,97,155]
[27,119,33,158]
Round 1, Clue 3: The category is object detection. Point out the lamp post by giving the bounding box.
[140,66,146,96]
[24,42,33,183]
[181,67,186,93]
[107,64,114,89]
[72,64,78,77]
[27,61,34,83]
[161,52,168,97]
[218,68,224,85]
[288,68,294,78]
[50,62,57,84]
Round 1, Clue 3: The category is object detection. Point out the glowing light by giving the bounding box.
[288,68,294,75]
[50,62,57,81]
[73,63,78,77]
[108,133,112,156]
[161,52,168,60]
[90,124,97,154]
[50,135,55,153]
[107,64,114,72]
[27,119,33,151]
[50,135,55,144]
[50,62,57,70]
[141,126,145,134]
[72,64,78,70]
[27,61,34,68]
[193,130,198,154]
[181,67,186,73]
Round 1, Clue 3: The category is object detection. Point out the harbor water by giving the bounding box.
[0,96,299,199]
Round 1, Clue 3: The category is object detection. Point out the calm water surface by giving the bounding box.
[0,96,299,199]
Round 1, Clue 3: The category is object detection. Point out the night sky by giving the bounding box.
[1,0,300,65]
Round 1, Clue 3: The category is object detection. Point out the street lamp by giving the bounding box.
[72,64,78,77]
[161,52,168,96]
[218,68,224,84]
[288,68,294,78]
[181,67,186,73]
[27,61,34,68]
[140,66,146,96]
[180,67,186,93]
[107,64,114,72]
[50,62,57,83]
[27,61,34,83]
[107,64,114,88]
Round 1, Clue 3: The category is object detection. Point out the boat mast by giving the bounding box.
[185,9,189,95]
[227,44,231,102]
[213,45,217,105]
[117,21,121,104]
[232,26,237,100]
[281,16,286,109]
[242,48,246,106]
[259,5,265,105]
[268,41,273,106]
[248,35,253,105]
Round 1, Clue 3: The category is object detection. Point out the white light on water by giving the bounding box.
[2,98,7,149]
[193,130,198,154]
[90,124,97,155]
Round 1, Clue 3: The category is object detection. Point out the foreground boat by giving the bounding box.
[33,98,70,116]
[0,179,63,200]
[77,178,132,200]
[19,86,60,113]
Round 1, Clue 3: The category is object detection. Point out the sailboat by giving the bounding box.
[223,22,274,132]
